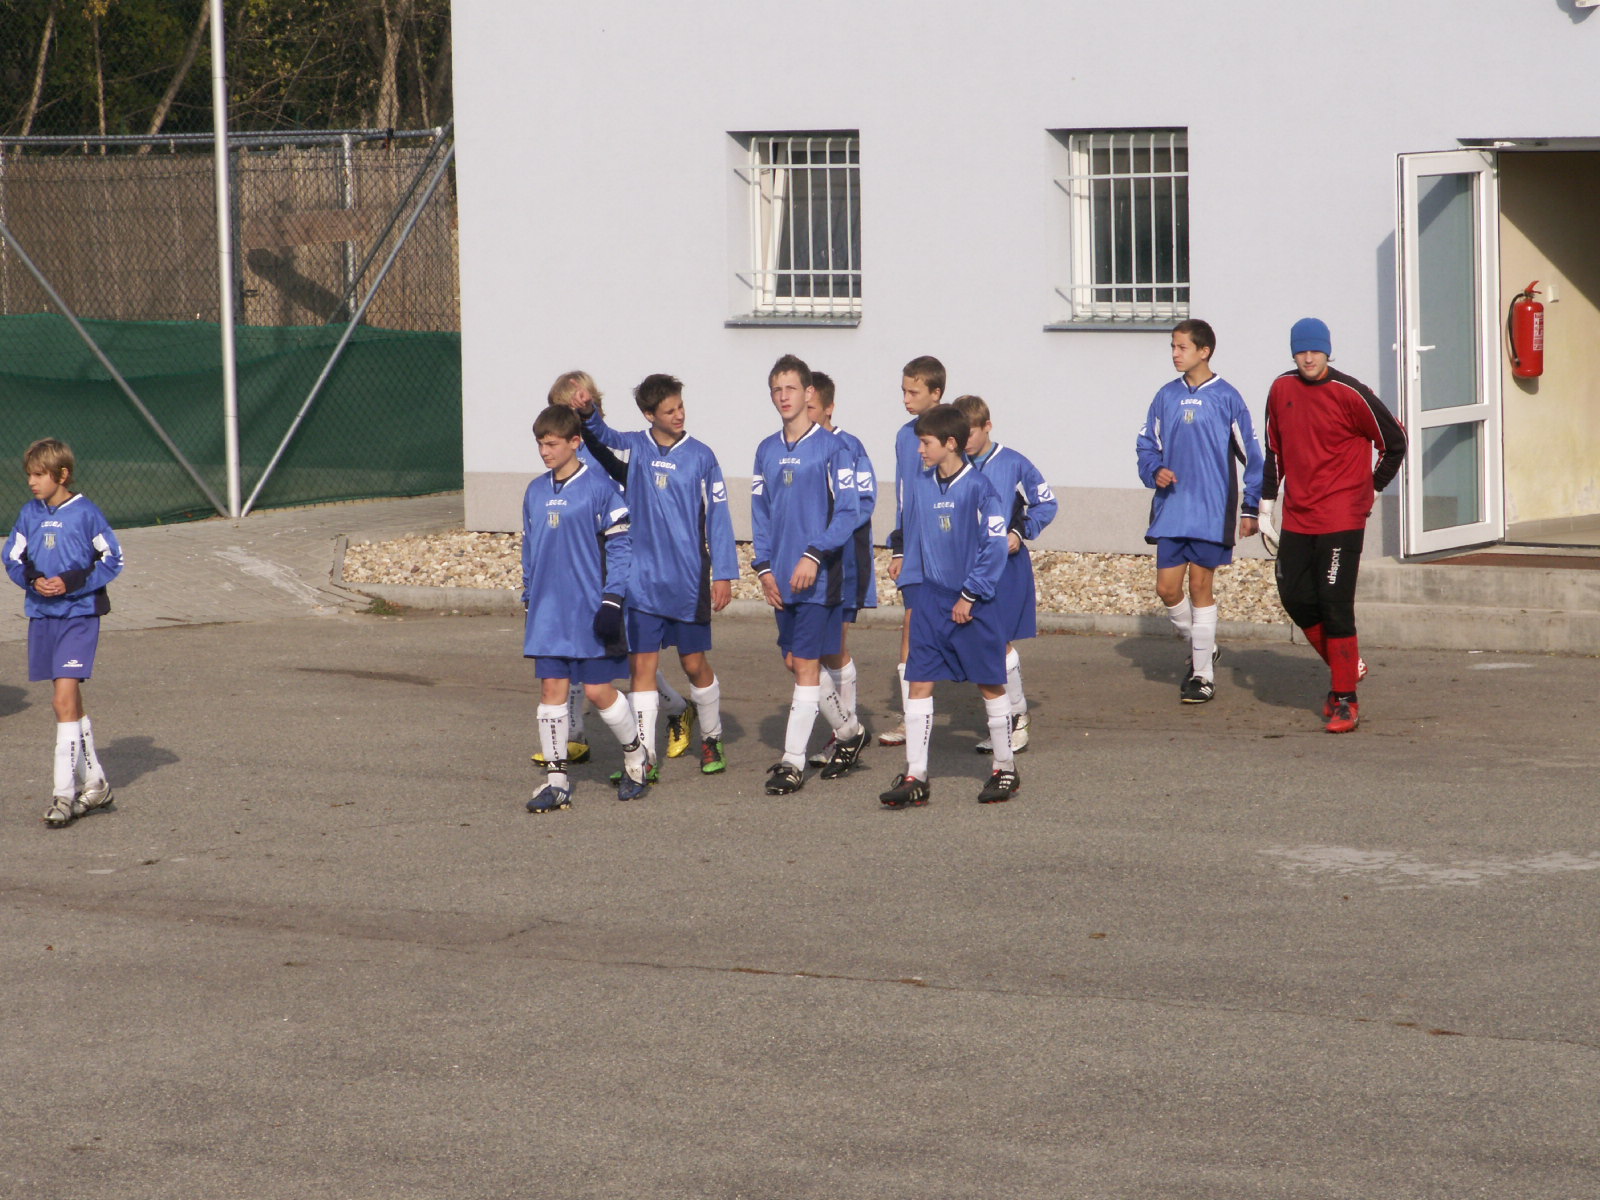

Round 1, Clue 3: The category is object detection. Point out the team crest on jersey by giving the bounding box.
[43,533,56,549]
[547,512,560,528]
[938,515,952,532]
[654,472,669,490]
[782,469,794,487]
[1183,409,1196,424]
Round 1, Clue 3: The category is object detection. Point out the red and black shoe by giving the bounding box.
[1325,696,1359,734]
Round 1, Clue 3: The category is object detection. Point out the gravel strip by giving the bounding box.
[343,531,1288,624]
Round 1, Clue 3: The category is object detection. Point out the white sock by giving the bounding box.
[632,689,661,763]
[690,677,722,740]
[53,721,80,798]
[897,661,909,713]
[1004,647,1025,717]
[1192,605,1219,681]
[985,694,1014,770]
[536,703,570,790]
[596,694,647,772]
[78,714,107,785]
[784,685,821,769]
[567,682,586,740]
[655,671,687,717]
[1166,597,1193,639]
[837,659,858,720]
[819,669,860,740]
[905,695,934,780]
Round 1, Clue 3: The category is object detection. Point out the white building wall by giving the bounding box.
[453,0,1598,553]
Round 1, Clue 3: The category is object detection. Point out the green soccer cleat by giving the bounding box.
[699,737,727,775]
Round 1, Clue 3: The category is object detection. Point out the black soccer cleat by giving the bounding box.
[819,728,870,780]
[1180,675,1215,704]
[878,773,930,809]
[977,767,1021,803]
[764,762,805,795]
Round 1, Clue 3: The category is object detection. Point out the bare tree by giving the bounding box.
[142,1,210,147]
[18,0,60,138]
[374,0,417,129]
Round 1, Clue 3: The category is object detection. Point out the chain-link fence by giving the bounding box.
[0,128,460,527]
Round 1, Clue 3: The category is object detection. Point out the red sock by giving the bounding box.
[1328,636,1361,695]
[1302,623,1329,663]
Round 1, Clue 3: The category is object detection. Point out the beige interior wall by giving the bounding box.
[1499,152,1600,526]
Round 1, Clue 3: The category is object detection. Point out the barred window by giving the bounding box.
[1055,129,1189,324]
[737,132,860,321]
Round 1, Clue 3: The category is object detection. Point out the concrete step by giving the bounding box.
[1358,558,1600,613]
[1356,600,1600,654]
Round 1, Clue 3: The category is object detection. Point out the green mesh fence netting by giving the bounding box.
[0,313,461,527]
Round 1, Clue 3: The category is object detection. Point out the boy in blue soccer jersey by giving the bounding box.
[803,372,876,770]
[539,370,695,766]
[882,354,945,748]
[521,406,652,812]
[570,373,739,776]
[4,438,124,827]
[751,354,867,795]
[952,394,1058,753]
[1136,319,1263,704]
[881,406,1015,808]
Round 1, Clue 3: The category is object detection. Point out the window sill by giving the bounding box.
[1043,321,1178,333]
[726,315,862,328]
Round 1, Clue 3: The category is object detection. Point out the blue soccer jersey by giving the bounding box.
[581,412,739,624]
[900,461,1009,601]
[833,425,878,610]
[1137,374,1263,547]
[520,462,632,659]
[751,422,860,607]
[889,414,935,583]
[971,442,1058,641]
[4,493,124,619]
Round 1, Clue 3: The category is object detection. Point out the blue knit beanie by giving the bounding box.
[1290,317,1332,356]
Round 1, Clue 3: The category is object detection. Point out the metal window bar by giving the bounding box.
[1058,129,1188,323]
[744,134,860,318]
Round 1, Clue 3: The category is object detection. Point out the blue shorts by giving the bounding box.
[533,654,628,685]
[905,584,1007,686]
[29,615,99,681]
[774,603,844,660]
[627,609,712,655]
[898,582,922,611]
[994,549,1038,642]
[1155,537,1232,570]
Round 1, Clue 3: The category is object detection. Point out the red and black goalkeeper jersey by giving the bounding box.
[1262,367,1407,535]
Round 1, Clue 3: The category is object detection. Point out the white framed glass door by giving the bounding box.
[1396,149,1503,556]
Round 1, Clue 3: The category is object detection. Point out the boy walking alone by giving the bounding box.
[5,439,124,826]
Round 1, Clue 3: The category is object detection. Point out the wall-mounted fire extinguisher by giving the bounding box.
[1507,281,1544,379]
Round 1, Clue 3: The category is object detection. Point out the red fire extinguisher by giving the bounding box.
[1507,281,1544,379]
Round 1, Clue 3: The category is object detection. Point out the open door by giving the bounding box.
[1396,149,1503,556]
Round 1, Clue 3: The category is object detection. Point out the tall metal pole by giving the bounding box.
[209,0,241,518]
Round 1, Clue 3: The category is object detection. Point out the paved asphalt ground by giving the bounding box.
[2,498,1598,1199]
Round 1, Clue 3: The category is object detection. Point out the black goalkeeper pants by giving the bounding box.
[1274,527,1364,639]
